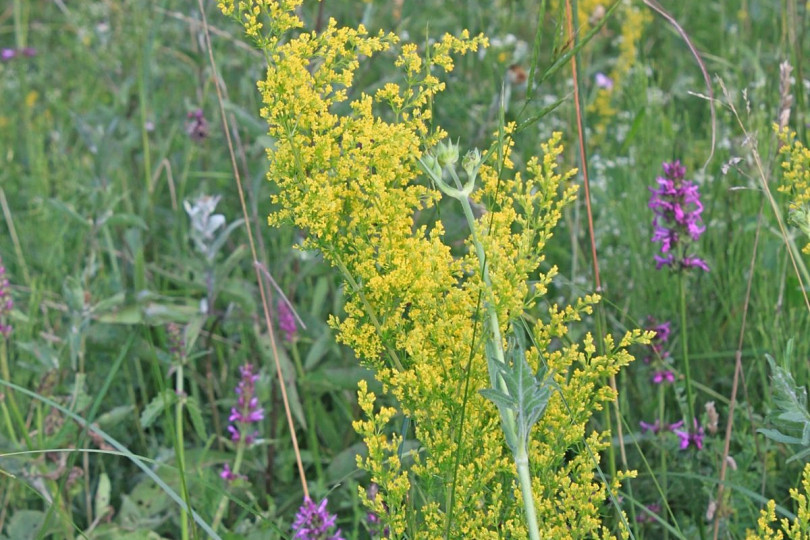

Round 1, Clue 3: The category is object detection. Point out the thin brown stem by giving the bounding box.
[195,0,309,500]
[712,201,762,539]
[563,0,628,472]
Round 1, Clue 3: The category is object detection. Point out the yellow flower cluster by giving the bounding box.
[746,462,810,539]
[777,126,810,254]
[221,1,649,536]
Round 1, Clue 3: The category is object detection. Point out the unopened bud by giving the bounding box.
[435,140,459,168]
[462,148,482,178]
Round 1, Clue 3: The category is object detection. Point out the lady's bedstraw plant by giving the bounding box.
[776,127,810,253]
[219,1,649,537]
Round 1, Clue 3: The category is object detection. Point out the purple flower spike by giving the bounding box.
[277,298,298,342]
[649,160,709,272]
[0,261,13,338]
[226,364,263,446]
[185,108,209,142]
[1,49,16,61]
[292,497,345,540]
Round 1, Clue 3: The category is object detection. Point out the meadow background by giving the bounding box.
[1,0,809,538]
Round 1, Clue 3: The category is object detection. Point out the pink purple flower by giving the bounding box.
[595,72,614,90]
[226,364,263,445]
[652,370,675,384]
[220,463,245,482]
[0,262,13,338]
[649,160,709,272]
[639,420,661,434]
[0,47,35,62]
[292,497,344,540]
[185,108,209,142]
[277,298,297,342]
[673,418,705,450]
[636,502,661,523]
[366,483,390,538]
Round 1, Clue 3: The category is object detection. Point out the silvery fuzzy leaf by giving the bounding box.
[758,341,810,461]
[480,335,555,453]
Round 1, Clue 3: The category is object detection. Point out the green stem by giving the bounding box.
[176,363,190,540]
[0,339,30,448]
[212,440,246,531]
[447,166,540,539]
[678,274,696,433]
[658,381,668,540]
[516,446,541,540]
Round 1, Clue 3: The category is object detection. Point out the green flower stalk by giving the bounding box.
[420,144,552,540]
[219,1,650,536]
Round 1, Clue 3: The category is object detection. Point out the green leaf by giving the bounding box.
[480,332,555,453]
[304,330,335,370]
[760,346,810,462]
[757,428,802,445]
[140,390,176,428]
[95,472,112,519]
[95,405,135,428]
[6,510,53,540]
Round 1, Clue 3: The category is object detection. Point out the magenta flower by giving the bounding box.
[673,419,705,450]
[226,364,263,445]
[649,160,709,272]
[0,261,13,338]
[366,483,390,538]
[292,497,344,540]
[636,503,661,523]
[220,463,244,482]
[277,298,298,342]
[639,420,661,434]
[652,370,675,384]
[185,108,209,142]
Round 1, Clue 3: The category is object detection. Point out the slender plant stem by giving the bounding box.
[195,0,309,500]
[176,363,190,540]
[658,381,669,540]
[212,438,247,530]
[446,167,540,539]
[678,274,696,432]
[563,0,626,500]
[0,339,29,448]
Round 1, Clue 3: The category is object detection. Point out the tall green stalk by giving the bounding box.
[423,149,542,540]
[175,361,191,540]
[658,381,669,540]
[678,274,696,433]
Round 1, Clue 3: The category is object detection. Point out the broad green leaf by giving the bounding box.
[6,510,53,540]
[140,390,176,428]
[95,472,111,519]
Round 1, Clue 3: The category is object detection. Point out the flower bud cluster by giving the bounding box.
[0,262,13,338]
